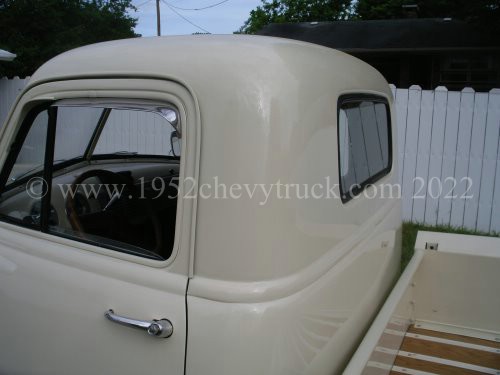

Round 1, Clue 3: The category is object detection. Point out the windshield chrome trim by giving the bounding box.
[52,98,180,135]
[84,108,111,161]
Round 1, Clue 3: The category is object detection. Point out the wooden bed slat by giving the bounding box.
[399,334,500,369]
[390,325,500,374]
[392,355,487,375]
[408,326,500,349]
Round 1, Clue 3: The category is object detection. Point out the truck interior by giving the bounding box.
[0,99,181,261]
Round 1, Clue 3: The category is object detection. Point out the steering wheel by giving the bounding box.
[65,169,163,255]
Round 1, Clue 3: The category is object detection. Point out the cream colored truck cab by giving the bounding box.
[0,35,401,374]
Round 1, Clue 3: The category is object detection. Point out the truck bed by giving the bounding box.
[344,231,500,375]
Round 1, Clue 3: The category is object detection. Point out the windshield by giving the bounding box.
[94,108,178,157]
[53,106,104,162]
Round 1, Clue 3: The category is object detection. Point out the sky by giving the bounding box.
[131,0,262,36]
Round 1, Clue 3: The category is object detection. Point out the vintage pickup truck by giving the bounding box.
[0,35,498,375]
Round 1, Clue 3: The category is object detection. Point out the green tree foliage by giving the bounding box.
[355,0,500,24]
[237,0,354,34]
[0,0,139,77]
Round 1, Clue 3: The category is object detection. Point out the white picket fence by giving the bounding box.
[391,85,500,233]
[1,78,499,232]
[0,77,30,126]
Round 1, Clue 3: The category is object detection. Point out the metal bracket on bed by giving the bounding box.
[425,242,439,250]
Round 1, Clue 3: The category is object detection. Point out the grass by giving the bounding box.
[401,222,499,270]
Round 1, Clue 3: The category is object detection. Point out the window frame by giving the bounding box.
[0,103,54,230]
[0,104,52,193]
[0,99,181,261]
[337,94,393,203]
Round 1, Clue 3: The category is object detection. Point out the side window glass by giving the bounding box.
[49,105,180,261]
[7,110,48,185]
[0,109,49,226]
[0,102,180,262]
[338,96,391,202]
[338,108,350,182]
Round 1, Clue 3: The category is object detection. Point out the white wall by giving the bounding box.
[1,78,499,232]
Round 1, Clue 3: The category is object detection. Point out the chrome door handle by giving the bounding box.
[105,309,173,338]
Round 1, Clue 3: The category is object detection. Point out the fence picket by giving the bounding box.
[0,76,29,127]
[484,90,500,233]
[424,86,448,225]
[394,87,409,192]
[463,92,489,230]
[401,85,422,221]
[450,88,475,227]
[437,90,461,225]
[0,77,10,125]
[412,89,434,222]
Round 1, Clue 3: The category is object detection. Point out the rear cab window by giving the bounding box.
[338,94,392,202]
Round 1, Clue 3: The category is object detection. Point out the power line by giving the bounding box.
[136,0,153,8]
[161,0,211,34]
[164,0,230,11]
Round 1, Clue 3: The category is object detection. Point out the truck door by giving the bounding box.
[0,79,197,375]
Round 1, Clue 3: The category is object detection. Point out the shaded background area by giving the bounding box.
[258,19,500,91]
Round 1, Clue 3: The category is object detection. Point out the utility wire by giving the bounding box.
[164,0,230,11]
[161,0,211,34]
[136,0,153,8]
